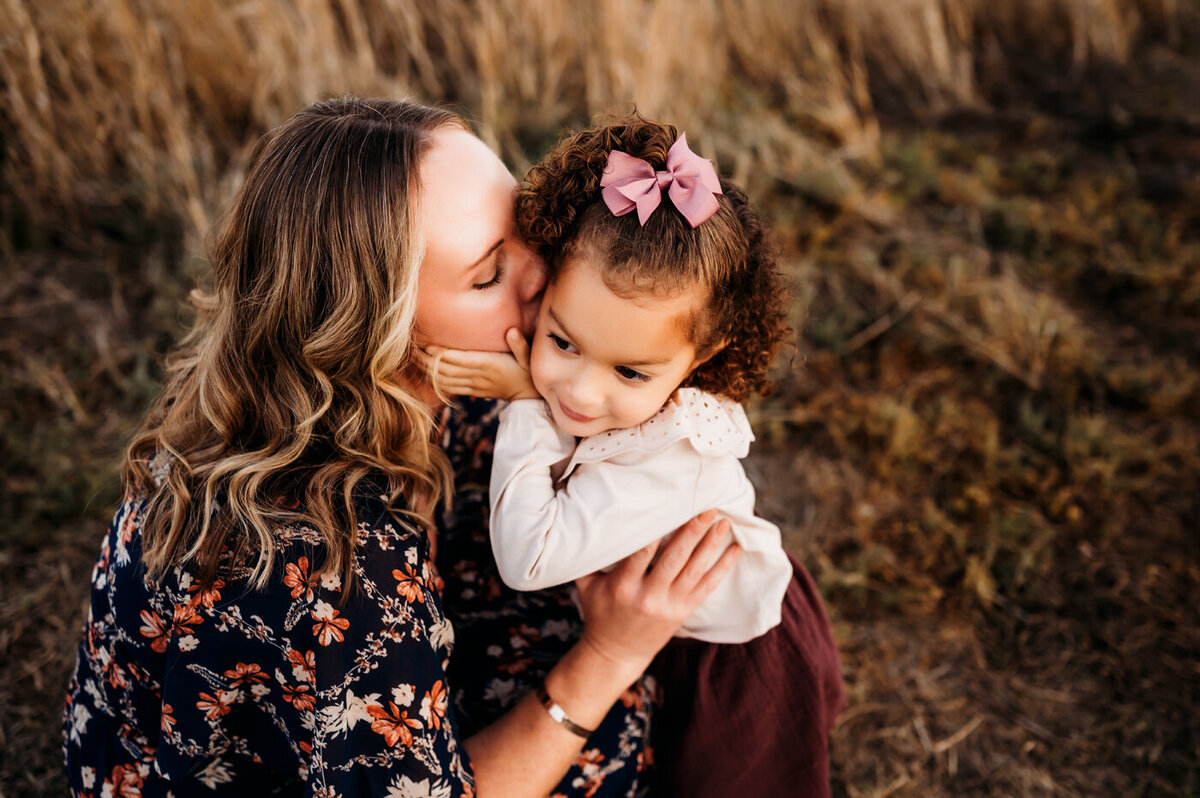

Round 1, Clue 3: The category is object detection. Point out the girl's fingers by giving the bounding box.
[445,376,496,393]
[437,350,488,368]
[434,361,480,380]
[506,327,532,370]
[425,346,503,370]
[441,382,485,397]
[413,348,437,369]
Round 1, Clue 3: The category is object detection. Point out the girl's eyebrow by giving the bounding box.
[620,354,672,367]
[547,307,577,341]
[547,307,671,367]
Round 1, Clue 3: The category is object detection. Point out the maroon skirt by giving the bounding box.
[649,553,846,797]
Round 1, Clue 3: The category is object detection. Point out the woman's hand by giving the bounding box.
[465,511,738,796]
[424,328,540,401]
[573,510,740,679]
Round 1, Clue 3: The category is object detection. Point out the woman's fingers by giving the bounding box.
[643,510,716,590]
[687,537,741,605]
[615,537,661,579]
[675,518,733,589]
[571,511,739,675]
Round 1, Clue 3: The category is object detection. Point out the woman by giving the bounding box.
[61,98,739,797]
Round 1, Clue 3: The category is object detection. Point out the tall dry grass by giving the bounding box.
[0,0,1175,247]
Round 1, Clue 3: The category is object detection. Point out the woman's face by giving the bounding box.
[414,128,546,352]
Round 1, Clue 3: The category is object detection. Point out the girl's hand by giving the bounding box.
[426,328,540,401]
[573,510,740,678]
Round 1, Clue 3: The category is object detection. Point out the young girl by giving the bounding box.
[432,118,846,796]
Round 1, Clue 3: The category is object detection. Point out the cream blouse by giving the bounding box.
[489,387,792,644]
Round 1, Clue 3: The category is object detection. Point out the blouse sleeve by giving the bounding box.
[489,400,709,591]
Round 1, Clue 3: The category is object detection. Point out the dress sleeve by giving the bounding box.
[298,500,475,797]
[489,399,708,591]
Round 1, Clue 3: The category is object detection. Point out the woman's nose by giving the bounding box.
[516,250,546,336]
[519,251,547,301]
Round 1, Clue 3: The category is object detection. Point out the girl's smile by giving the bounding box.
[530,256,706,437]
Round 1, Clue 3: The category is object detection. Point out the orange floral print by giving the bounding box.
[187,577,224,610]
[574,749,606,798]
[138,610,170,654]
[577,748,604,768]
[392,563,426,604]
[102,657,129,690]
[117,506,138,547]
[67,405,655,796]
[311,601,350,646]
[103,763,144,798]
[367,701,423,747]
[421,679,449,731]
[196,690,235,721]
[285,648,316,683]
[283,556,318,602]
[223,662,267,686]
[171,601,203,637]
[281,683,316,712]
[619,685,647,712]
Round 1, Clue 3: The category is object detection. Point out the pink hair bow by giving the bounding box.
[600,134,723,228]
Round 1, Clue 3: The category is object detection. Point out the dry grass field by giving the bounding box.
[2,1,1198,795]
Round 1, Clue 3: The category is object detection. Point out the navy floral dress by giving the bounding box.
[63,398,656,797]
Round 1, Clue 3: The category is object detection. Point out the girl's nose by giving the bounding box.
[565,368,604,411]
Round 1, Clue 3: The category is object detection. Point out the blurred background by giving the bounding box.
[1,1,1197,795]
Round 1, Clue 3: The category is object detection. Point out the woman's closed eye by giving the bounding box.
[615,365,650,383]
[472,249,505,290]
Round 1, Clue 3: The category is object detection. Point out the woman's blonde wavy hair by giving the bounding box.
[124,98,465,591]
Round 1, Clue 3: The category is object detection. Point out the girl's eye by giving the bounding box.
[616,366,650,383]
[472,250,505,290]
[548,333,577,353]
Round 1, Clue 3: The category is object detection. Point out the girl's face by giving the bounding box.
[530,256,706,437]
[414,128,546,351]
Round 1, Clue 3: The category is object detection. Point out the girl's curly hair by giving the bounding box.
[516,115,789,402]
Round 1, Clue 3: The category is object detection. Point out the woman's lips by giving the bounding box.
[557,399,597,424]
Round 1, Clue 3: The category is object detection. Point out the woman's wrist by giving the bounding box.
[577,629,656,683]
[541,635,648,733]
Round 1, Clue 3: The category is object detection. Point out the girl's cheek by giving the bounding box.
[531,344,567,398]
[528,342,550,390]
